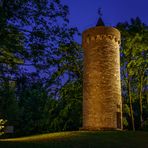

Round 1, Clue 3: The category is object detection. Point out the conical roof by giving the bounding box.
[96,17,105,26]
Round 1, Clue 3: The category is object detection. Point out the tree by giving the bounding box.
[0,80,19,137]
[0,0,81,83]
[117,17,148,130]
[53,79,82,131]
[15,75,56,134]
[0,0,25,81]
[0,0,82,134]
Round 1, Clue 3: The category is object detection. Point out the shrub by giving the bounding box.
[143,119,148,131]
[123,117,128,128]
[0,119,7,135]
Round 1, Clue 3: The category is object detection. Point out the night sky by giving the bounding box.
[62,0,148,42]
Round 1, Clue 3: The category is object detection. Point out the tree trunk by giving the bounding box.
[139,76,143,128]
[128,77,135,131]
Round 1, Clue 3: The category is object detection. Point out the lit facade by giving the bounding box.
[82,25,122,130]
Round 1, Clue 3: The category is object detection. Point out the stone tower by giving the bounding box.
[82,18,122,130]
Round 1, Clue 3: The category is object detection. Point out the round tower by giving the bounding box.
[82,18,122,130]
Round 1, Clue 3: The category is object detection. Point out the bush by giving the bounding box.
[123,117,128,128]
[0,119,7,135]
[143,119,148,131]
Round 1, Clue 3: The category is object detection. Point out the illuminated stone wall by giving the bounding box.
[82,26,122,130]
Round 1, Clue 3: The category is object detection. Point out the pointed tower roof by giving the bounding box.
[96,17,105,26]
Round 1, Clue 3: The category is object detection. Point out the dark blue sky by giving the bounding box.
[62,0,148,42]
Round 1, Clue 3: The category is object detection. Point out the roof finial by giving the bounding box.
[98,8,103,17]
[96,8,105,26]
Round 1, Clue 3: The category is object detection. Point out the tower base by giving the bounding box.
[80,127,122,131]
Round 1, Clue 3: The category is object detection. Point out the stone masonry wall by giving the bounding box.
[82,26,122,130]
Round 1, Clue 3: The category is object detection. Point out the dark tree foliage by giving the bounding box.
[0,0,83,135]
[50,78,82,132]
[0,80,19,127]
[15,76,53,134]
[117,17,148,130]
[0,0,80,85]
[14,75,82,135]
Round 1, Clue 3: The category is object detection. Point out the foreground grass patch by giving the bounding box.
[0,131,148,148]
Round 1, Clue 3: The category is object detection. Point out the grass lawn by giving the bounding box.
[0,131,148,148]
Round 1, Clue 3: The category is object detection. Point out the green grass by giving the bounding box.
[0,131,148,148]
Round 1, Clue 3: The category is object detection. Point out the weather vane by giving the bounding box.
[98,8,103,17]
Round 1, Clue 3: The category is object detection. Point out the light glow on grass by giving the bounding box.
[0,131,85,142]
[0,131,148,148]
